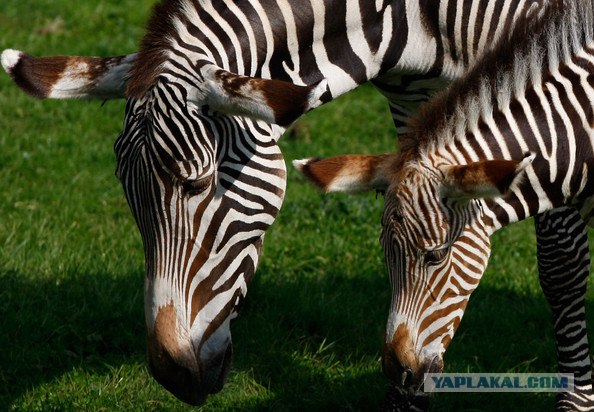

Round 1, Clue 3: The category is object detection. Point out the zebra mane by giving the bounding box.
[405,0,594,158]
[127,0,186,98]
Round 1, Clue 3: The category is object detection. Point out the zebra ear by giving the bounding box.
[195,65,328,127]
[292,154,398,193]
[1,49,134,99]
[440,153,535,199]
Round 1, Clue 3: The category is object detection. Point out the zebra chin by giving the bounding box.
[147,338,233,406]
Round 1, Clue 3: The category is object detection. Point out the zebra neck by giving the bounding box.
[131,0,422,100]
[384,0,551,80]
[132,0,550,106]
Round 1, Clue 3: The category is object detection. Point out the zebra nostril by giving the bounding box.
[401,368,413,387]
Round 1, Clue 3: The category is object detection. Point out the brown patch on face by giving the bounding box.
[382,324,419,383]
[147,303,191,371]
[146,303,209,405]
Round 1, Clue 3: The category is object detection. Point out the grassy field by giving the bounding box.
[2,1,594,411]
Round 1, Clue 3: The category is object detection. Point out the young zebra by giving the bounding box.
[3,0,586,408]
[296,1,594,410]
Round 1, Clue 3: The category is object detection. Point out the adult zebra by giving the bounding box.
[296,0,594,410]
[3,0,585,408]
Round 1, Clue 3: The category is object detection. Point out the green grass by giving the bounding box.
[1,1,594,411]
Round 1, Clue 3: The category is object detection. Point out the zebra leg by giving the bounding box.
[535,207,594,411]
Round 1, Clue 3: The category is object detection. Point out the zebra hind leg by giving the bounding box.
[535,207,594,411]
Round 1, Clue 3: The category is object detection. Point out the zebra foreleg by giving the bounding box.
[535,207,594,411]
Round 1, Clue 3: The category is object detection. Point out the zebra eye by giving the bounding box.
[425,247,449,264]
[389,212,403,225]
[182,175,213,196]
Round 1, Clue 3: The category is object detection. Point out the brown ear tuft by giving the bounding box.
[3,49,132,99]
[2,51,58,98]
[441,154,534,199]
[293,158,338,191]
[215,72,328,126]
[256,79,328,126]
[449,160,520,193]
[293,154,397,193]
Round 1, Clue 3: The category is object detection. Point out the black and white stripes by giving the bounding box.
[6,0,593,408]
[375,0,547,134]
[296,2,594,410]
[370,2,594,409]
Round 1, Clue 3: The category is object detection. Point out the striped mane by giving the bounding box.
[127,0,186,98]
[405,0,594,158]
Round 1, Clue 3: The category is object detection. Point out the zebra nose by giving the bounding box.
[147,338,233,405]
[147,344,207,405]
[382,326,420,388]
[382,355,417,389]
[200,341,233,395]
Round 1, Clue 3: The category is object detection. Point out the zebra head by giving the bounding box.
[116,68,326,405]
[294,153,533,394]
[2,49,327,404]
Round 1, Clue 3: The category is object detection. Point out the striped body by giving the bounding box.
[374,0,545,133]
[297,1,594,409]
[8,0,592,408]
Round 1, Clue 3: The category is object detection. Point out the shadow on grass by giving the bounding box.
[0,268,146,406]
[227,270,391,411]
[0,262,390,411]
[2,261,593,411]
[231,265,594,411]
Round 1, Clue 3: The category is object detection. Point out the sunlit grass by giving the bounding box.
[2,1,594,411]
